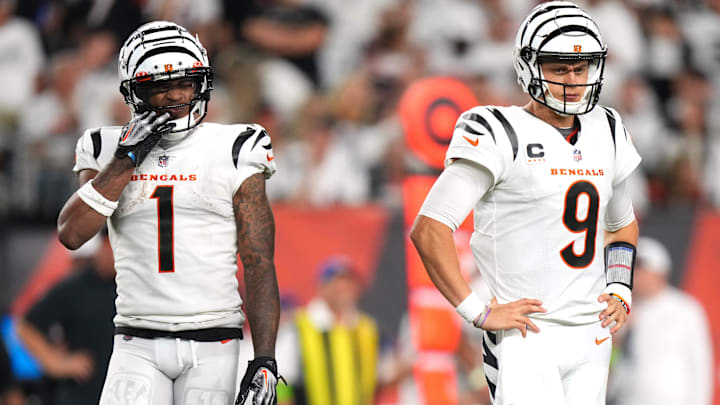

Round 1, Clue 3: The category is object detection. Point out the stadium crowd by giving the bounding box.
[1,0,720,222]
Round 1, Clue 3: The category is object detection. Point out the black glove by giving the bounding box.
[114,111,175,166]
[235,356,284,405]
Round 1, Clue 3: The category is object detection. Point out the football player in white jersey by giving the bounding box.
[410,2,640,404]
[57,21,282,405]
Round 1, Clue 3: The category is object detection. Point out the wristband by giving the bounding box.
[602,283,632,314]
[77,180,118,217]
[609,293,630,314]
[473,306,491,329]
[456,291,485,324]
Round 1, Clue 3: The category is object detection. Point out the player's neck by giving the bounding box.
[525,101,575,128]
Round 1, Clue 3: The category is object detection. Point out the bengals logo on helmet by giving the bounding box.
[164,64,173,72]
[573,45,582,52]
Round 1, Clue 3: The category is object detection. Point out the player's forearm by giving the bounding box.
[410,215,471,306]
[57,160,133,249]
[234,174,280,357]
[604,219,638,247]
[244,261,281,357]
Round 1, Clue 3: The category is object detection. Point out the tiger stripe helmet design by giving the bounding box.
[118,21,213,132]
[513,1,607,116]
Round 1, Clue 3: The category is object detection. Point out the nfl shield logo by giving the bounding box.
[158,155,169,167]
[573,149,582,162]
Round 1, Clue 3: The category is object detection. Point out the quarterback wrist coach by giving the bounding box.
[604,242,636,314]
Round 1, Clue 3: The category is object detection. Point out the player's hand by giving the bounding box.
[598,293,628,334]
[235,356,284,405]
[114,111,175,166]
[49,350,94,382]
[481,297,547,337]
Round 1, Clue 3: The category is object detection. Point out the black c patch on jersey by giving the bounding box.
[232,128,256,168]
[527,143,545,158]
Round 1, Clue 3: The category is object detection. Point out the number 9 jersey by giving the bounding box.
[73,123,277,332]
[447,105,640,325]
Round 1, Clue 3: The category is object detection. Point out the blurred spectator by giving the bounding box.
[72,30,123,130]
[0,0,45,213]
[664,69,712,202]
[16,232,116,405]
[306,0,399,89]
[609,236,713,405]
[408,0,488,77]
[15,51,82,219]
[276,256,380,405]
[641,7,690,119]
[0,0,45,122]
[586,0,646,105]
[267,95,371,206]
[239,0,329,87]
[0,326,24,405]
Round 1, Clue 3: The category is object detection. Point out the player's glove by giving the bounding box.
[235,356,284,405]
[114,111,174,166]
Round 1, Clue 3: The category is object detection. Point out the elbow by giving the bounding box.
[409,219,430,249]
[57,221,82,251]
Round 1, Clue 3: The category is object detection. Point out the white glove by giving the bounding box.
[114,111,174,165]
[235,357,283,405]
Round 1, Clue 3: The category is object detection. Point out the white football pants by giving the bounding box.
[483,321,612,405]
[99,335,242,405]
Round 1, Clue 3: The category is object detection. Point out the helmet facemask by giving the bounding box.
[120,67,213,133]
[118,21,213,134]
[531,52,605,116]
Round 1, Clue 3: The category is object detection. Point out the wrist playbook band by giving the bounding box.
[604,242,636,290]
[77,180,118,217]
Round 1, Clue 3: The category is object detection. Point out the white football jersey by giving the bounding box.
[447,105,640,325]
[74,123,277,331]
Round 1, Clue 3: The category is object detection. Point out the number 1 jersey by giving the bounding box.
[73,123,277,331]
[447,105,640,325]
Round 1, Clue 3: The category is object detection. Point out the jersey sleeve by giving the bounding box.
[444,107,511,186]
[73,128,102,173]
[607,108,642,186]
[230,124,278,194]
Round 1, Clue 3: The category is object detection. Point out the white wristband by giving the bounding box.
[602,283,632,311]
[77,180,118,217]
[455,291,485,324]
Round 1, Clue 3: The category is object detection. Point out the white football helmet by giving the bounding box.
[118,21,213,132]
[513,1,607,115]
